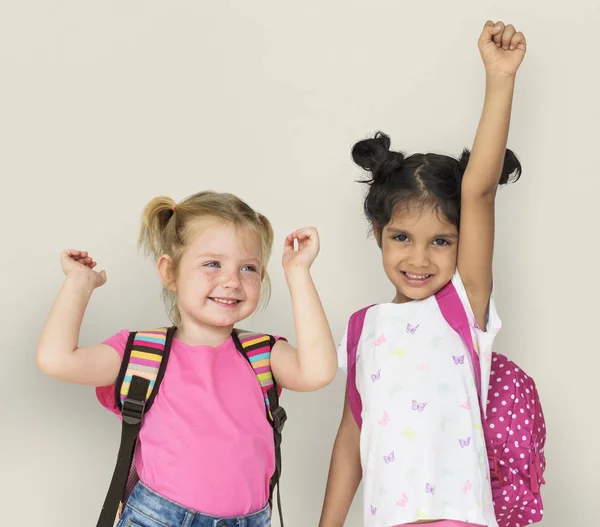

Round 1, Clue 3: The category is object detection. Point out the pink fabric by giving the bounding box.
[96,330,285,517]
[393,522,484,526]
[345,304,373,428]
[436,283,546,527]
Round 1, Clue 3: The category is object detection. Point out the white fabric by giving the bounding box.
[338,272,501,527]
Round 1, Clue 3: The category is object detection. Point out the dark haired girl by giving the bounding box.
[321,21,527,527]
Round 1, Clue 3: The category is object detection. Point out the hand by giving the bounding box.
[60,249,107,288]
[282,227,320,273]
[478,20,526,77]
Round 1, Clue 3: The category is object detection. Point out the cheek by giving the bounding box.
[181,268,217,291]
[242,274,262,295]
[437,248,458,274]
[382,243,403,266]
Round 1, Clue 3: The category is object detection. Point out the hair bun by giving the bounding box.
[352,131,405,184]
[456,148,522,185]
[499,149,522,184]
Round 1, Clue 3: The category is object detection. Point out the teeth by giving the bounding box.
[405,273,430,280]
[212,298,239,305]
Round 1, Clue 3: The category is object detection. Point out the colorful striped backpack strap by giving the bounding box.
[116,327,175,413]
[96,326,176,527]
[232,329,287,527]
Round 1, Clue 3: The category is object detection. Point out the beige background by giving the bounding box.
[1,1,597,526]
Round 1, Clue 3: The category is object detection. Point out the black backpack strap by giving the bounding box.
[96,327,175,527]
[267,371,285,527]
[232,330,286,527]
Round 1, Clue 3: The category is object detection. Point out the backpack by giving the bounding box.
[345,281,546,527]
[95,326,287,527]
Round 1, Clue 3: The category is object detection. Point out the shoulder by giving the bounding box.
[101,329,133,359]
[234,329,286,348]
[450,271,501,334]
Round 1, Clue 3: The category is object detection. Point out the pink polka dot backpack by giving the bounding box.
[436,282,547,527]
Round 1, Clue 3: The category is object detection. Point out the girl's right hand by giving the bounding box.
[60,249,107,288]
[282,227,320,273]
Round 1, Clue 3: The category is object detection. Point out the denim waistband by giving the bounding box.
[121,481,271,527]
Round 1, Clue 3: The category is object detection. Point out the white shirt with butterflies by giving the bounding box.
[338,272,501,527]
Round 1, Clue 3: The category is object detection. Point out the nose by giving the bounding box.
[407,245,431,268]
[221,270,241,289]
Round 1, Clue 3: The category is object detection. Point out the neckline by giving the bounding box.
[172,334,233,352]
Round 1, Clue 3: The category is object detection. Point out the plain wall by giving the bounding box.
[1,1,598,526]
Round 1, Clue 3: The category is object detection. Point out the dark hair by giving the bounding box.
[352,131,522,234]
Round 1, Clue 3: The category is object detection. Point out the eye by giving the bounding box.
[393,234,409,242]
[432,238,449,246]
[204,261,221,268]
[241,265,258,273]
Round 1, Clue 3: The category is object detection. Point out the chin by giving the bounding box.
[394,282,444,302]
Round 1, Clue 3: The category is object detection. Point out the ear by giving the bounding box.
[374,227,383,249]
[157,255,177,292]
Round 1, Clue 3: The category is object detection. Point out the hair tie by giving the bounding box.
[171,204,177,211]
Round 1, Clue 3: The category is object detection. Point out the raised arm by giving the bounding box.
[36,250,121,386]
[270,227,337,392]
[458,20,526,328]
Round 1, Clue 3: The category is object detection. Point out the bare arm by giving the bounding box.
[458,21,526,328]
[271,228,337,392]
[36,250,121,386]
[319,393,362,527]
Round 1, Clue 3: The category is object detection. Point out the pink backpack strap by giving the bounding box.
[346,306,374,428]
[436,283,494,454]
[435,282,482,397]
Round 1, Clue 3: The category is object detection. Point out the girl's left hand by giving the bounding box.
[282,227,320,272]
[478,20,526,77]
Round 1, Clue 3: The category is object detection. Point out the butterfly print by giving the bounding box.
[416,363,431,373]
[406,323,420,334]
[396,493,409,507]
[375,334,386,346]
[452,355,465,364]
[412,399,427,412]
[379,411,390,427]
[429,335,444,348]
[370,505,377,516]
[458,436,472,448]
[425,483,435,495]
[416,509,428,520]
[460,399,470,410]
[383,451,395,464]
[371,369,381,382]
[401,428,416,441]
[462,480,473,494]
[389,347,406,360]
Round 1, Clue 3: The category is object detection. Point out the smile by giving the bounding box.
[402,272,432,280]
[209,297,241,306]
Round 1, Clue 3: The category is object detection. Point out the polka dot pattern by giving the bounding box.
[486,353,546,527]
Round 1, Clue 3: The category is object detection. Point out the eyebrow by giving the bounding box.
[196,253,261,264]
[386,227,458,239]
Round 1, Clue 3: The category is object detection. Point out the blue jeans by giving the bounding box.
[117,482,271,527]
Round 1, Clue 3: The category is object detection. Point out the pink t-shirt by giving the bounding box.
[96,330,285,517]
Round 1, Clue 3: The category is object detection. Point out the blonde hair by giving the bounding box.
[138,191,274,325]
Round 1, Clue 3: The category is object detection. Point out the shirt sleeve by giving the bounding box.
[95,329,130,416]
[451,272,502,412]
[337,324,349,373]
